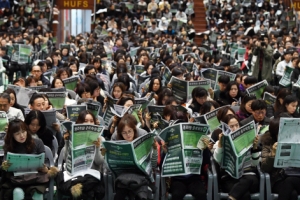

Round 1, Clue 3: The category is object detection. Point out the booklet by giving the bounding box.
[102,133,155,179]
[221,120,257,179]
[293,77,300,88]
[66,105,87,122]
[27,85,48,91]
[110,105,131,118]
[279,66,293,87]
[44,92,66,110]
[215,70,236,90]
[63,76,79,91]
[86,101,102,117]
[7,85,33,108]
[246,80,268,99]
[159,123,209,177]
[41,109,56,128]
[0,111,8,132]
[66,124,104,180]
[61,121,74,134]
[162,66,172,84]
[170,76,211,103]
[263,92,276,106]
[274,118,300,168]
[201,68,218,90]
[0,132,5,156]
[7,152,45,176]
[134,65,145,75]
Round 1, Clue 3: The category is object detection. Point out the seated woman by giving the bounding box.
[188,87,209,114]
[0,119,56,200]
[261,118,300,200]
[213,114,260,200]
[278,95,299,118]
[217,81,243,106]
[57,110,105,199]
[24,110,54,152]
[236,94,257,121]
[113,114,157,200]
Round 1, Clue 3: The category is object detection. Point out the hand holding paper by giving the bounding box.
[253,135,259,150]
[272,142,277,157]
[93,138,101,148]
[218,133,223,148]
[2,160,11,171]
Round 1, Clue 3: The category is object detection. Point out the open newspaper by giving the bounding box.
[7,152,45,176]
[63,76,79,91]
[103,92,118,127]
[66,105,87,122]
[263,92,276,106]
[246,80,268,99]
[170,76,211,103]
[102,133,155,179]
[41,109,56,127]
[201,68,218,89]
[86,101,102,117]
[0,132,5,156]
[215,71,236,90]
[274,118,300,168]
[279,66,293,87]
[7,85,34,108]
[65,124,104,181]
[221,120,257,179]
[159,123,209,177]
[293,77,300,88]
[44,92,66,110]
[0,111,8,132]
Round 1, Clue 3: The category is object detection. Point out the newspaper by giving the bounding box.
[134,65,145,75]
[62,76,79,91]
[201,68,218,89]
[27,85,48,91]
[0,132,5,156]
[279,66,293,87]
[263,92,276,106]
[170,76,211,103]
[7,85,33,108]
[215,70,236,90]
[293,77,300,88]
[66,105,87,122]
[43,92,66,110]
[86,101,102,117]
[274,118,300,168]
[102,133,155,179]
[41,109,56,127]
[66,124,103,181]
[159,123,209,177]
[221,120,257,179]
[162,66,172,84]
[246,80,268,99]
[7,152,45,176]
[0,111,8,132]
[102,92,118,127]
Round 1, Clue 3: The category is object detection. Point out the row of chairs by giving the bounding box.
[43,146,299,200]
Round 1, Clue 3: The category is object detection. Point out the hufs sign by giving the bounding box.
[292,1,300,11]
[57,0,94,10]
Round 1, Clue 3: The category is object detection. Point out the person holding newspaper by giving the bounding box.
[0,119,58,200]
[57,110,105,199]
[261,118,300,200]
[214,114,260,200]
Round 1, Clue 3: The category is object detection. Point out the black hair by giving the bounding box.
[200,101,220,115]
[84,65,96,74]
[244,76,258,85]
[251,99,267,111]
[218,75,230,84]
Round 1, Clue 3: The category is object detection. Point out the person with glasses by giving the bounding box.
[24,110,54,151]
[214,114,260,200]
[0,92,24,121]
[240,99,271,126]
[31,65,50,86]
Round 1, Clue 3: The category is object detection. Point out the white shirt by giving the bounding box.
[276,60,292,77]
[7,107,24,122]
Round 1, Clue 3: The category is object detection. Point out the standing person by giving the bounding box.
[252,36,273,82]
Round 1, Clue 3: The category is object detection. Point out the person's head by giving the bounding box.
[31,65,42,80]
[283,50,292,62]
[218,75,230,91]
[269,118,280,141]
[144,61,154,75]
[76,110,96,124]
[51,77,65,88]
[200,101,220,115]
[13,77,26,87]
[4,119,33,153]
[84,65,96,76]
[157,88,173,105]
[192,87,208,105]
[76,83,92,98]
[244,76,258,88]
[24,110,46,135]
[222,114,240,132]
[117,114,138,141]
[283,95,298,115]
[0,92,11,112]
[251,99,267,122]
[165,96,178,106]
[240,94,257,115]
[112,82,126,99]
[56,68,70,80]
[163,105,177,121]
[149,77,162,93]
[4,88,17,107]
[69,62,78,72]
[217,106,235,122]
[84,77,100,98]
[275,88,291,111]
[117,96,134,108]
[171,67,184,80]
[226,81,240,98]
[117,73,131,91]
[29,94,45,111]
[262,85,275,97]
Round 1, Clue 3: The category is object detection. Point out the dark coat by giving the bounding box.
[240,115,270,127]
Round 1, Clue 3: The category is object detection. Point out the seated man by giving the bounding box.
[0,92,24,121]
[214,75,230,101]
[240,99,270,126]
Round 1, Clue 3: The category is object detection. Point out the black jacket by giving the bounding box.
[291,67,300,83]
[240,115,271,127]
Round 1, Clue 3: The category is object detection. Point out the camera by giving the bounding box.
[261,42,266,47]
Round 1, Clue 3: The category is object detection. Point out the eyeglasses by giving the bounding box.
[121,129,134,136]
[32,70,41,73]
